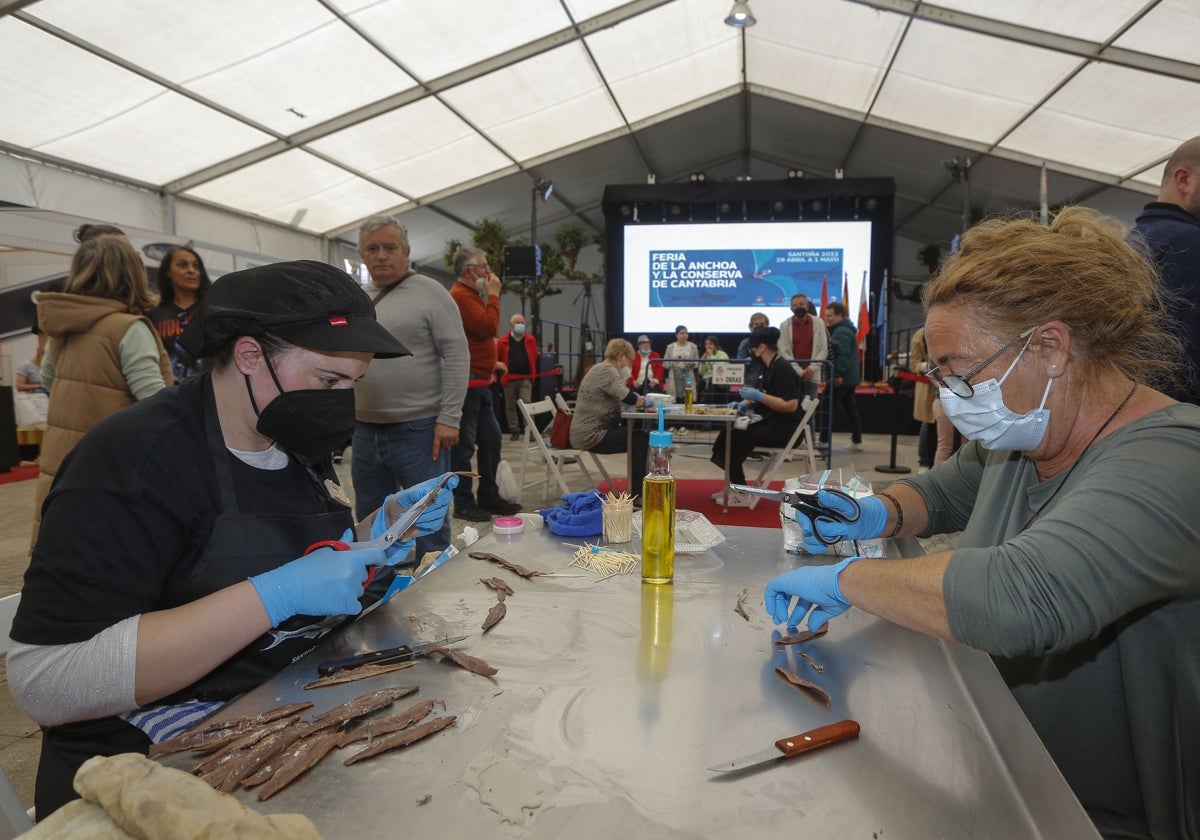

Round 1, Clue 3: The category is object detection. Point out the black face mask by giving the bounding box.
[245,354,356,465]
[792,307,808,317]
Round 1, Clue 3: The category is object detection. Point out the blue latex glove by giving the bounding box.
[386,474,459,536]
[739,387,765,402]
[764,556,861,629]
[249,544,386,626]
[726,400,744,410]
[795,492,889,554]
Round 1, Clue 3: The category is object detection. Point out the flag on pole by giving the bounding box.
[820,275,829,313]
[876,269,889,370]
[856,272,870,349]
[842,273,851,310]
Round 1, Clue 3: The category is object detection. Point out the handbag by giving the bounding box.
[549,410,573,449]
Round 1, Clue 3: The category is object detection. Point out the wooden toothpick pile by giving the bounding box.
[565,542,640,581]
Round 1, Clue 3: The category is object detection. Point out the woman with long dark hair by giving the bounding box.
[149,246,211,383]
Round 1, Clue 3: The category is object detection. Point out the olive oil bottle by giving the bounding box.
[641,403,676,584]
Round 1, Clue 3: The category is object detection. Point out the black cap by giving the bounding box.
[746,326,780,348]
[179,260,409,359]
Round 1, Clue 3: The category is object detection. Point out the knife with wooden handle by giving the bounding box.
[707,719,860,773]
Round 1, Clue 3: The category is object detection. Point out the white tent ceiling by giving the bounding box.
[1,0,1196,268]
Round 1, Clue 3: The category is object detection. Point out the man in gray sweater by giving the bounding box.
[351,217,469,557]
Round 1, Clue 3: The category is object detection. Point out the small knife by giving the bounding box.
[707,720,860,773]
[316,634,469,676]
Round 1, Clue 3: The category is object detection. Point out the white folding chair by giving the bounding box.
[517,398,615,502]
[553,392,574,414]
[744,395,819,508]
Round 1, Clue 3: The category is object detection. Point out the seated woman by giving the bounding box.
[697,335,729,401]
[570,338,649,500]
[711,326,800,505]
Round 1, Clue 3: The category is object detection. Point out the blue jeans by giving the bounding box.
[451,385,502,510]
[351,417,451,558]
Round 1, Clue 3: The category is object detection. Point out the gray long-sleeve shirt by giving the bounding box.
[898,405,1200,838]
[354,272,469,427]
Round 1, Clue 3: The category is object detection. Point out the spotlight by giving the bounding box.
[724,0,756,28]
[533,177,554,201]
[689,172,706,182]
[787,168,804,179]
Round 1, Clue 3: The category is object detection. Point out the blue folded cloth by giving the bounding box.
[540,492,604,537]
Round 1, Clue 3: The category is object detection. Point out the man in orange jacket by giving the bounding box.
[497,313,539,440]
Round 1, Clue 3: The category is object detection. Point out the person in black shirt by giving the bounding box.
[148,246,211,383]
[8,261,455,818]
[711,326,801,504]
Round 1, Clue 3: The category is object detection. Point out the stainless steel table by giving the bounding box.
[170,527,1099,839]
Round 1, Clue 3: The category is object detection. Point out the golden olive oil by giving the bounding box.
[641,475,676,583]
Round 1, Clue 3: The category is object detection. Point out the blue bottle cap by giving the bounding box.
[649,401,673,448]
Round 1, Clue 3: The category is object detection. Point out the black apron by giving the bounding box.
[36,379,358,817]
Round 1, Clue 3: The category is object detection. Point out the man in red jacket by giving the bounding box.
[497,313,539,440]
[449,248,522,520]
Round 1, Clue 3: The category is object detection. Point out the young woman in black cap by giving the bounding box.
[9,260,457,818]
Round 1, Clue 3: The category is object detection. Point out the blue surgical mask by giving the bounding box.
[938,335,1052,451]
[639,348,650,356]
[513,324,525,336]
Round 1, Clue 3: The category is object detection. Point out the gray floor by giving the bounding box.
[0,427,926,812]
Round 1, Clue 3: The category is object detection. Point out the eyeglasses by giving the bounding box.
[926,327,1034,398]
[466,262,489,272]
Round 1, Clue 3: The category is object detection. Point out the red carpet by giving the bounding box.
[0,465,39,485]
[597,478,784,528]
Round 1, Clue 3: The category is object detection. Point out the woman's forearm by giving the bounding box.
[135,582,272,705]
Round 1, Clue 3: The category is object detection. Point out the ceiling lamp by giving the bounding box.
[724,1,756,28]
[533,177,554,201]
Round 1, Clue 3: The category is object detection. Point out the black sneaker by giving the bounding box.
[455,505,492,522]
[480,499,522,516]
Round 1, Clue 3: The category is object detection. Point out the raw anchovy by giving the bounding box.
[774,622,830,645]
[148,701,314,756]
[240,723,319,789]
[302,661,415,690]
[309,686,419,730]
[428,645,498,676]
[468,551,545,579]
[479,577,514,599]
[734,588,751,621]
[336,699,444,748]
[216,726,307,793]
[255,729,342,801]
[343,715,457,766]
[482,601,506,632]
[193,717,300,774]
[775,666,831,708]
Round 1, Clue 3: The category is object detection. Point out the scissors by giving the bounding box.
[304,471,460,589]
[729,484,861,546]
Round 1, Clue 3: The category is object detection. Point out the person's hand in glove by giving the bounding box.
[795,492,889,554]
[360,474,459,565]
[727,400,746,411]
[250,544,386,626]
[763,556,861,629]
[738,387,765,403]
